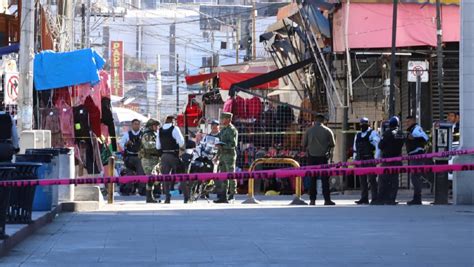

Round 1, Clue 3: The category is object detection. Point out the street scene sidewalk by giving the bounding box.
[0,195,473,267]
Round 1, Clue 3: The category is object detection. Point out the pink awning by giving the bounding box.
[333,3,460,52]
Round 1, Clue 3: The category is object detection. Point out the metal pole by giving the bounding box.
[176,54,179,114]
[416,75,421,125]
[107,156,115,204]
[252,0,257,60]
[436,0,444,121]
[236,17,240,64]
[17,0,35,132]
[389,0,398,117]
[85,0,91,48]
[81,3,86,48]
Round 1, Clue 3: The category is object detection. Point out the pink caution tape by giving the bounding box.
[1,163,474,188]
[297,148,474,170]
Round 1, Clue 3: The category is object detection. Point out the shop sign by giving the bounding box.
[110,41,124,97]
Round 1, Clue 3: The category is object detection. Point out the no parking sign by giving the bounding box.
[4,72,19,105]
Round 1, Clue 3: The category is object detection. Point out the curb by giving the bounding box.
[0,204,62,258]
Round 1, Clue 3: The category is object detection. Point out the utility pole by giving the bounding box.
[252,0,257,60]
[81,2,86,48]
[176,54,179,114]
[169,23,176,74]
[236,17,240,64]
[388,0,398,117]
[18,0,35,131]
[436,0,444,121]
[85,0,91,47]
[210,31,214,73]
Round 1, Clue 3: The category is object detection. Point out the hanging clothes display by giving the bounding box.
[42,107,62,147]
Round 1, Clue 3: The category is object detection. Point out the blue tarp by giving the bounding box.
[34,48,105,90]
[0,43,20,57]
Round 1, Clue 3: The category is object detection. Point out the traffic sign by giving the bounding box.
[408,61,429,82]
[4,72,19,105]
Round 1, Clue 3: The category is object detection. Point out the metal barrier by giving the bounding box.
[107,156,115,204]
[0,167,15,239]
[242,158,307,205]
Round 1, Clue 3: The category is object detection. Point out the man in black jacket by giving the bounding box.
[0,108,19,162]
[376,116,405,205]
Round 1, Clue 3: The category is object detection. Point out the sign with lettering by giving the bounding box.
[110,41,124,96]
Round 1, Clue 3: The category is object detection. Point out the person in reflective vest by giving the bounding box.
[353,117,380,205]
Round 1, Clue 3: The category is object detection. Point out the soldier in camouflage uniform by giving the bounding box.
[214,112,238,203]
[139,119,161,203]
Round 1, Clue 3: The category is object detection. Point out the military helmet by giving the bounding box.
[146,118,160,128]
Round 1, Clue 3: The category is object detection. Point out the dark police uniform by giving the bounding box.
[157,124,184,203]
[124,130,145,175]
[353,128,380,204]
[377,118,405,205]
[406,123,429,205]
[0,112,19,162]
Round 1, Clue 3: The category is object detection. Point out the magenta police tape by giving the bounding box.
[2,163,474,188]
[291,148,474,171]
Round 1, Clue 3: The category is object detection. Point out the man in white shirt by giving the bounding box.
[156,115,185,203]
[353,117,381,205]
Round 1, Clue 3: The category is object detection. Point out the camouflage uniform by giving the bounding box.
[215,113,238,202]
[139,119,161,203]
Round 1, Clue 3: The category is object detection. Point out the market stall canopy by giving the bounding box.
[112,107,148,123]
[333,3,459,52]
[185,73,217,85]
[34,48,105,90]
[219,72,279,90]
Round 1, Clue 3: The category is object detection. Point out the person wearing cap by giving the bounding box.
[353,117,381,205]
[302,113,336,206]
[214,112,238,203]
[376,116,405,205]
[405,116,429,205]
[140,118,161,203]
[156,115,185,203]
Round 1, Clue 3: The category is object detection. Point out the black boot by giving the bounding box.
[355,199,369,205]
[407,195,422,205]
[213,194,228,203]
[164,195,171,204]
[146,190,157,203]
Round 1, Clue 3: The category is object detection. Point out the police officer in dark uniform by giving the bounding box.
[376,116,405,205]
[405,116,429,205]
[0,109,19,162]
[120,119,145,176]
[353,117,380,205]
[156,115,185,204]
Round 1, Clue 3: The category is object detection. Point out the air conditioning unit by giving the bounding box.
[19,130,52,154]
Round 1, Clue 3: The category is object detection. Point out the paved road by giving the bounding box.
[1,196,473,266]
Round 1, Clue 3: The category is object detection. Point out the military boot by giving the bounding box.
[146,190,157,203]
